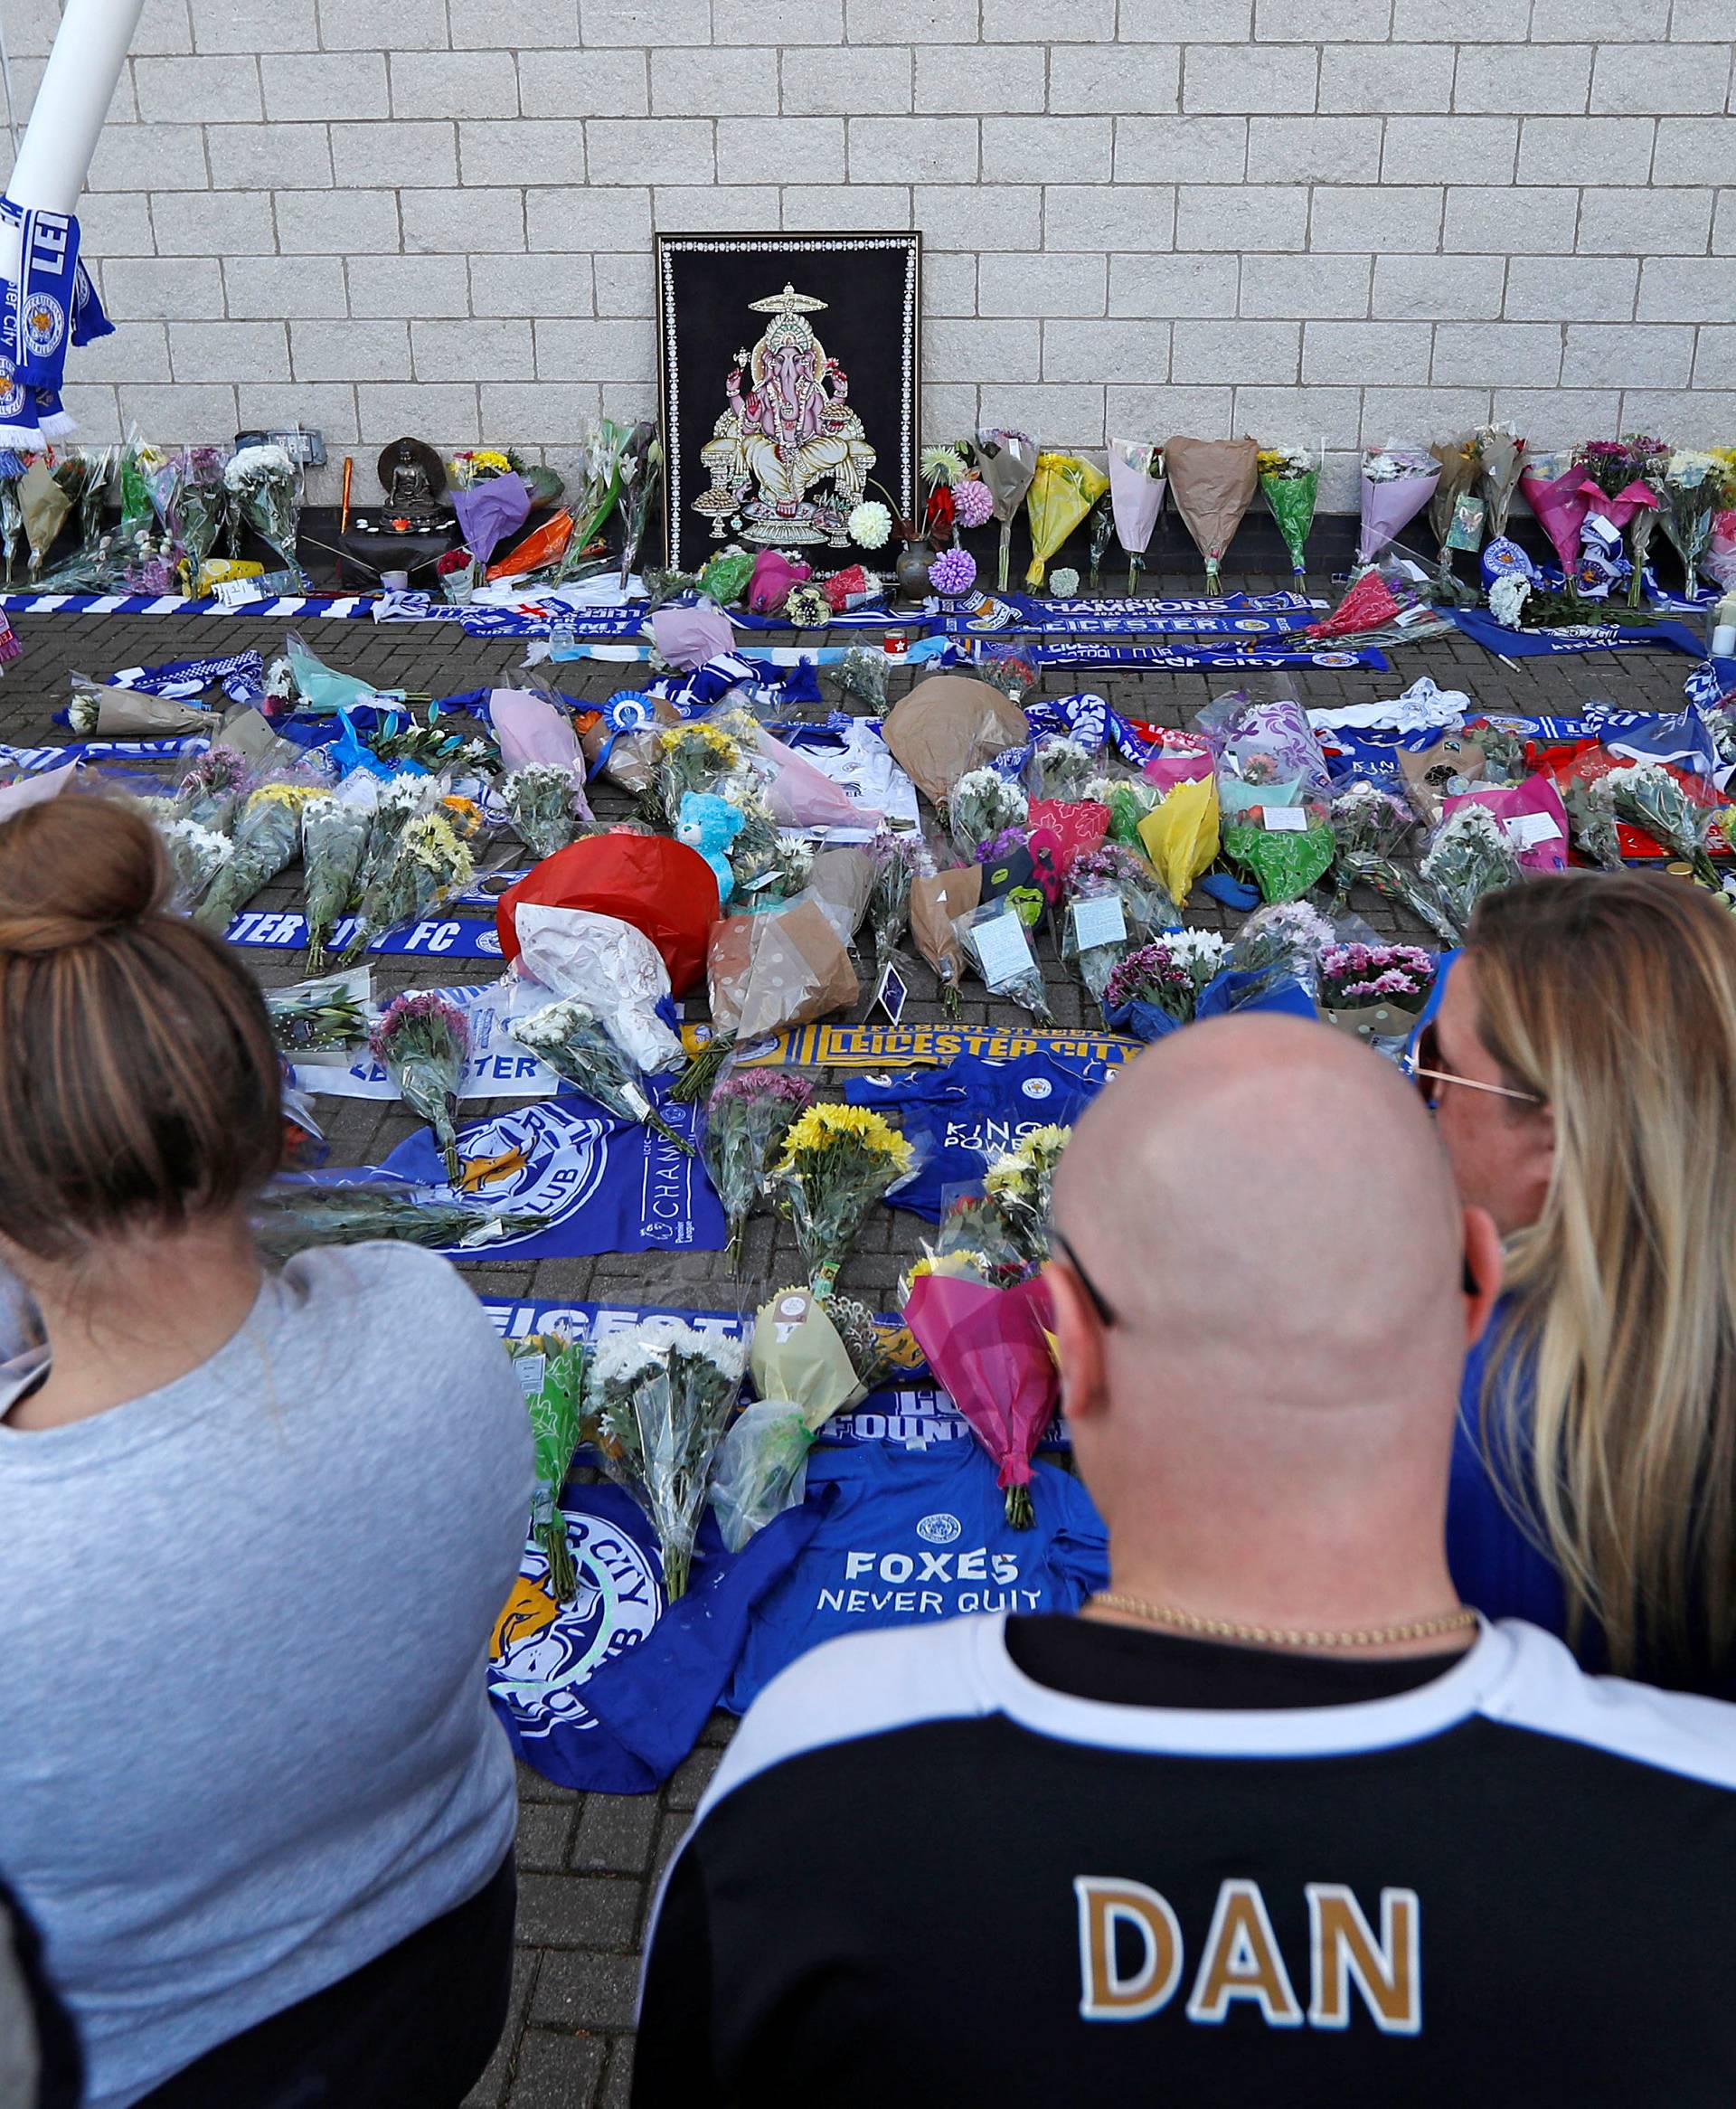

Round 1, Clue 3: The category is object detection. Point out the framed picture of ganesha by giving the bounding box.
[655,232,921,573]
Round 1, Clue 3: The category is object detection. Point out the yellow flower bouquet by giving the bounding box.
[1024,452,1109,587]
[772,1102,914,1299]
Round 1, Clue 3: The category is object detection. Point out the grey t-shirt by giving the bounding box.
[0,1243,533,2109]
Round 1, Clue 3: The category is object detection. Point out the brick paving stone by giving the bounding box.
[0,573,1701,2087]
[531,1951,639,2031]
[515,1872,643,1951]
[570,1794,660,1876]
[504,2030,609,2109]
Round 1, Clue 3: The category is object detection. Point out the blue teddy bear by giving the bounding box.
[677,790,747,903]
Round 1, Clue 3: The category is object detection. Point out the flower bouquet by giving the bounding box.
[975,427,1039,591]
[867,828,930,977]
[1357,445,1439,568]
[300,776,378,973]
[157,816,235,909]
[1257,442,1320,584]
[712,1288,864,1550]
[369,989,469,1183]
[1659,450,1729,601]
[1518,451,1591,586]
[1429,432,1483,591]
[1107,438,1165,593]
[1590,761,1722,888]
[1326,779,1415,913]
[772,1101,914,1298]
[910,861,981,1014]
[1135,775,1220,909]
[1089,772,1161,846]
[675,893,859,1101]
[1318,941,1438,1047]
[193,782,324,931]
[502,762,590,861]
[1476,422,1526,544]
[903,1268,1059,1527]
[1061,841,1175,1016]
[1101,930,1227,1041]
[1412,803,1524,941]
[264,973,372,1059]
[66,674,219,740]
[340,799,479,964]
[584,1318,749,1600]
[507,994,693,1155]
[615,421,662,588]
[507,1330,590,1601]
[252,1181,549,1258]
[945,764,1029,861]
[1561,776,1627,872]
[704,1069,815,1272]
[1219,751,1334,904]
[982,1123,1071,1267]
[436,547,480,603]
[223,442,305,585]
[170,445,228,591]
[1165,434,1260,594]
[1024,453,1109,589]
[1624,434,1671,607]
[957,897,1053,1024]
[173,745,251,833]
[656,720,742,828]
[0,453,25,581]
[1224,899,1335,1001]
[1024,734,1098,804]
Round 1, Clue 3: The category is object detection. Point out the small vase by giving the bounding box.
[894,537,934,601]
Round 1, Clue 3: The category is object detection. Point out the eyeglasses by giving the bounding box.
[1403,1020,1545,1111]
[1048,1225,1118,1329]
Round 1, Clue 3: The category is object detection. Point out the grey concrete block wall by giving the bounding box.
[3,0,1732,506]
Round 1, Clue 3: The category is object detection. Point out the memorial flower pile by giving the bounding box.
[157,816,233,909]
[339,800,478,964]
[502,761,590,861]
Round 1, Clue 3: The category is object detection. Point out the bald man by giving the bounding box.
[636,1018,1736,2108]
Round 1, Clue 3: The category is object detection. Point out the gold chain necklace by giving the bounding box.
[1089,1593,1478,1650]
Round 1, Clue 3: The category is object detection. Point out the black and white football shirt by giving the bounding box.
[636,1612,1736,2106]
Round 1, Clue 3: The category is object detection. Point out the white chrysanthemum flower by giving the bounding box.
[847,500,892,550]
[224,443,296,490]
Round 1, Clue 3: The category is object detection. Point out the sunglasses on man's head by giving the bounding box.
[1402,1020,1544,1111]
[1048,1225,1118,1330]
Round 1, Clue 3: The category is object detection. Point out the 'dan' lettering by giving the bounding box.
[1307,1884,1420,2035]
[1185,1879,1303,2028]
[1074,1877,1183,2022]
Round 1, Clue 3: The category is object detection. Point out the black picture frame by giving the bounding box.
[655,231,921,574]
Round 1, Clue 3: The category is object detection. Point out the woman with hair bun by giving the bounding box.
[1420,870,1736,1697]
[0,797,532,2108]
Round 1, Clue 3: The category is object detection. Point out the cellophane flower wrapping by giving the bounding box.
[173,744,251,833]
[1257,443,1319,581]
[946,764,1029,859]
[263,969,372,1061]
[1318,942,1436,1016]
[1442,775,1570,875]
[194,780,325,931]
[584,1319,749,1601]
[956,898,1053,1023]
[1415,804,1524,941]
[1357,445,1440,567]
[975,427,1038,591]
[1590,759,1722,887]
[370,989,471,1184]
[341,799,479,964]
[1475,423,1525,540]
[252,1181,548,1259]
[1024,452,1109,588]
[712,1289,862,1550]
[1135,775,1220,908]
[1107,439,1165,589]
[868,828,930,974]
[1518,452,1591,582]
[656,720,741,828]
[1024,734,1098,803]
[772,1102,915,1298]
[1210,693,1335,903]
[506,991,692,1156]
[171,446,228,589]
[1326,780,1414,912]
[903,1271,1060,1527]
[1164,434,1260,592]
[223,442,305,585]
[1061,842,1175,1013]
[1224,899,1335,1000]
[504,761,590,860]
[157,815,234,909]
[1660,450,1730,598]
[507,1331,590,1601]
[703,1069,814,1272]
[300,773,378,972]
[981,1123,1071,1266]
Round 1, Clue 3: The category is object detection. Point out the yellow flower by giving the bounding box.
[403,811,476,884]
[777,1102,913,1174]
[439,794,485,839]
[250,783,322,813]
[473,449,512,473]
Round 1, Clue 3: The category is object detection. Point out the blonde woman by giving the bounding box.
[1413,870,1736,1695]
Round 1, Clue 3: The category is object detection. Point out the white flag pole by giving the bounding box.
[8,0,146,213]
